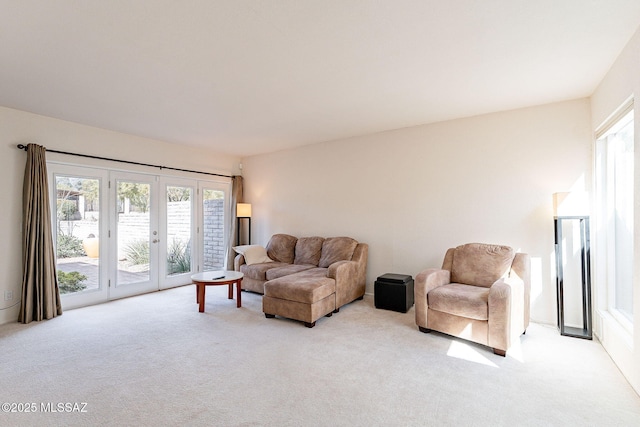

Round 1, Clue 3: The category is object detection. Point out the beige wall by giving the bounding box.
[242,98,592,325]
[590,26,640,394]
[0,106,240,325]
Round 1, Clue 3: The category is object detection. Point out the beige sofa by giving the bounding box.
[414,243,530,356]
[234,234,368,327]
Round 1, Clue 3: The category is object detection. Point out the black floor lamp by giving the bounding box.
[236,203,252,246]
[553,192,592,340]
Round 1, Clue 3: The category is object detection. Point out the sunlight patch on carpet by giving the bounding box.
[446,341,499,367]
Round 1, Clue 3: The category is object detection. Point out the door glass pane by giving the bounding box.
[611,117,634,320]
[55,176,100,295]
[167,186,193,276]
[203,189,225,271]
[117,180,151,285]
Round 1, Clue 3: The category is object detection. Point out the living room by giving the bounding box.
[1,2,640,425]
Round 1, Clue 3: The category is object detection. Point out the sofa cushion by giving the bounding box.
[266,264,316,281]
[428,283,490,320]
[264,268,335,304]
[266,234,298,264]
[294,236,325,266]
[318,237,358,268]
[450,243,515,288]
[240,262,289,281]
[233,245,273,265]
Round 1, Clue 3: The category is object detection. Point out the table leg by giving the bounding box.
[198,284,206,313]
[228,283,233,299]
[236,279,242,308]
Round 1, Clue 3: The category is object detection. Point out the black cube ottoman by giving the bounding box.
[374,273,414,313]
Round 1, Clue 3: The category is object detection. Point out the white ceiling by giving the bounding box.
[2,1,640,157]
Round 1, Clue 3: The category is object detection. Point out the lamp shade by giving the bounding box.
[236,203,252,218]
[553,192,589,217]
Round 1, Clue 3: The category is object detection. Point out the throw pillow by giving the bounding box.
[233,245,273,265]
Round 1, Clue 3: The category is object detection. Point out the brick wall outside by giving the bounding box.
[203,199,225,270]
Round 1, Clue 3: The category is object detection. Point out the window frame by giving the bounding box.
[594,101,634,334]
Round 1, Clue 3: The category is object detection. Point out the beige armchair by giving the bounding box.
[415,243,530,356]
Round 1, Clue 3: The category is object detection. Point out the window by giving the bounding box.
[166,185,194,277]
[595,105,634,329]
[202,187,226,271]
[55,174,103,296]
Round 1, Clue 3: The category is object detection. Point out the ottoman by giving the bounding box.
[263,269,337,328]
[374,273,414,313]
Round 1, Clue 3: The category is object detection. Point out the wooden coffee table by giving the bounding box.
[191,271,244,313]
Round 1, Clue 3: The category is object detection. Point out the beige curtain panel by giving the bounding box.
[19,143,62,323]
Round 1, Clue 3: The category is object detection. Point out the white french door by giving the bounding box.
[109,172,159,299]
[50,162,230,309]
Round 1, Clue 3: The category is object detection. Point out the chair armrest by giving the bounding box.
[414,268,450,328]
[512,252,531,330]
[233,254,245,271]
[488,276,524,311]
[415,268,450,296]
[488,276,525,351]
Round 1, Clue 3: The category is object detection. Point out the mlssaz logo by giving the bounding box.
[41,402,88,413]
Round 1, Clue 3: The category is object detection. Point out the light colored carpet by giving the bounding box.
[1,284,639,427]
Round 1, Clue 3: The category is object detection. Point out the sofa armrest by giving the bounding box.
[234,254,246,271]
[414,268,450,328]
[328,260,361,307]
[351,243,368,286]
[488,275,525,351]
[327,260,357,281]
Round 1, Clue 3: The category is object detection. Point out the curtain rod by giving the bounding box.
[16,144,234,179]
